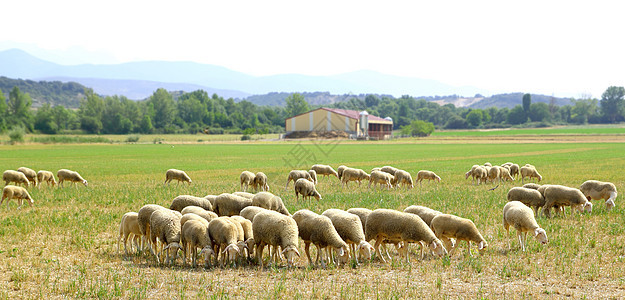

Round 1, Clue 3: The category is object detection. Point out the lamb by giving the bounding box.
[240,206,269,222]
[365,209,447,262]
[3,170,30,187]
[117,212,141,255]
[503,201,549,251]
[380,166,399,175]
[520,166,542,184]
[164,168,192,185]
[541,185,592,218]
[180,219,214,267]
[285,170,313,189]
[57,169,88,187]
[213,193,253,216]
[311,164,339,179]
[17,167,37,186]
[430,214,488,257]
[149,209,182,265]
[180,206,218,222]
[252,210,300,268]
[368,171,394,190]
[207,217,241,266]
[416,170,441,186]
[232,192,255,199]
[341,168,370,188]
[231,216,255,259]
[251,191,291,215]
[507,187,545,216]
[36,170,57,187]
[404,205,442,226]
[308,170,318,185]
[294,178,322,201]
[240,171,256,192]
[170,195,214,212]
[337,165,348,180]
[292,209,349,267]
[1,185,34,209]
[253,172,269,191]
[322,209,374,263]
[580,180,617,211]
[393,169,414,189]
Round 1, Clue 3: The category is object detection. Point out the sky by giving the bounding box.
[2,0,624,98]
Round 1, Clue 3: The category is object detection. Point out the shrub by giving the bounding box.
[8,127,25,144]
[126,135,140,143]
[241,135,252,141]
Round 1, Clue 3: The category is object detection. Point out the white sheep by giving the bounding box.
[240,206,269,222]
[337,165,348,180]
[149,209,182,265]
[522,183,542,190]
[484,162,492,167]
[465,165,480,182]
[520,166,542,184]
[240,171,256,192]
[57,169,88,187]
[180,206,218,223]
[365,209,447,263]
[322,209,374,264]
[473,166,488,185]
[294,178,322,201]
[284,170,313,190]
[393,169,414,189]
[180,219,214,267]
[117,212,141,255]
[311,164,339,179]
[232,191,255,199]
[380,166,399,175]
[403,205,442,226]
[252,210,300,268]
[430,214,488,257]
[231,215,255,259]
[207,217,241,266]
[503,201,549,251]
[416,170,441,186]
[170,195,214,212]
[347,207,401,261]
[507,187,545,216]
[368,170,393,190]
[1,185,34,209]
[3,170,30,187]
[509,164,520,179]
[180,213,210,228]
[204,194,218,208]
[213,193,253,216]
[580,180,617,211]
[541,185,592,218]
[292,209,349,267]
[487,166,501,184]
[253,172,269,192]
[36,170,57,187]
[499,166,514,182]
[308,170,318,185]
[164,168,192,185]
[251,191,291,215]
[17,167,37,186]
[138,204,177,254]
[341,168,370,188]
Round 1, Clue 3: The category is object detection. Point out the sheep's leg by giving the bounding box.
[123,232,130,255]
[256,243,265,268]
[304,242,312,265]
[373,238,386,263]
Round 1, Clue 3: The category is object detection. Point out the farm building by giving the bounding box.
[285,107,394,140]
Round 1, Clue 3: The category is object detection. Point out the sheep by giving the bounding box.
[170,195,214,212]
[240,171,256,192]
[180,219,215,267]
[164,168,192,185]
[365,209,447,263]
[252,210,300,268]
[404,205,442,226]
[580,180,617,211]
[368,171,393,190]
[253,172,269,191]
[292,209,349,267]
[204,194,218,208]
[180,206,218,222]
[484,162,492,167]
[487,166,501,184]
[380,166,399,175]
[207,217,241,266]
[507,187,545,216]
[232,192,255,199]
[308,169,318,185]
[180,213,210,228]
[138,204,176,254]
[311,164,339,179]
[213,193,253,216]
[3,170,30,187]
[503,201,549,251]
[499,167,514,182]
[520,166,542,184]
[472,166,488,185]
[337,165,348,180]
[394,169,414,189]
[509,164,520,179]
[541,185,592,218]
[430,214,488,257]
[36,170,56,187]
[523,183,542,190]
[228,217,248,262]
[322,209,374,264]
[1,185,34,209]
[231,215,255,259]
[416,170,441,186]
[251,191,291,215]
[347,207,399,260]
[117,212,141,255]
[17,167,37,186]
[149,209,182,265]
[285,170,313,190]
[341,168,370,188]
[240,206,269,222]
[294,178,322,201]
[57,169,88,187]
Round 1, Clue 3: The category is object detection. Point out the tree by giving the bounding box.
[0,88,6,132]
[522,93,532,116]
[285,93,309,118]
[600,86,625,123]
[365,95,379,108]
[7,86,33,131]
[34,103,58,134]
[147,88,177,130]
[529,102,550,122]
[507,105,527,125]
[402,120,435,137]
[78,89,104,133]
[465,110,483,128]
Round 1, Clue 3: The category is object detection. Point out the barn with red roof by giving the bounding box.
[285,107,393,140]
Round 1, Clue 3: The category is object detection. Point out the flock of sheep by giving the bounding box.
[1,167,88,208]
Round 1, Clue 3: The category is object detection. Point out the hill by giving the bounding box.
[0,76,86,108]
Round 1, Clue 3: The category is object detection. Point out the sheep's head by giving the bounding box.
[534,228,548,245]
[430,239,448,257]
[236,241,249,256]
[27,197,34,207]
[245,238,255,256]
[164,242,181,263]
[312,191,322,201]
[606,199,615,211]
[223,244,240,262]
[81,180,88,187]
[199,246,215,260]
[477,240,488,255]
[583,201,593,213]
[537,174,543,182]
[357,241,374,260]
[335,246,350,265]
[465,171,471,179]
[281,245,300,267]
[435,175,442,182]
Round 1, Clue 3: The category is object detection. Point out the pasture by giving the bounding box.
[1,138,624,298]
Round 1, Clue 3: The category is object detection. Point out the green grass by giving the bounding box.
[433,124,625,136]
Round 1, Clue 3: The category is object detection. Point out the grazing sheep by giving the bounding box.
[57,169,88,187]
[228,217,248,262]
[380,166,399,175]
[503,201,549,251]
[337,165,348,180]
[292,209,349,267]
[180,220,214,267]
[499,167,514,182]
[240,171,256,192]
[509,164,520,179]
[541,185,592,218]
[473,166,488,185]
[580,180,617,211]
[365,209,447,263]
[137,204,173,254]
[213,193,253,216]
[368,171,394,190]
[118,212,141,255]
[404,205,442,226]
[231,216,255,259]
[465,165,480,181]
[507,187,545,216]
[164,169,192,185]
[180,206,218,222]
[522,183,542,190]
[487,166,501,184]
[36,170,56,187]
[341,168,370,188]
[1,185,34,209]
[208,217,241,266]
[253,172,269,191]
[311,164,339,179]
[285,170,313,190]
[149,209,182,265]
[252,210,300,268]
[170,195,213,212]
[394,170,414,189]
[17,167,37,186]
[347,207,398,260]
[240,206,269,222]
[520,166,542,184]
[180,213,210,228]
[416,170,441,186]
[484,162,492,167]
[3,170,30,187]
[308,170,318,185]
[232,191,255,199]
[430,214,487,257]
[204,195,218,208]
[251,191,291,215]
[322,209,374,263]
[294,178,322,201]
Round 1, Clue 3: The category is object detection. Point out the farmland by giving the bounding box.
[1,136,624,298]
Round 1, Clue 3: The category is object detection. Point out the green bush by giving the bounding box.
[126,135,140,143]
[8,127,25,144]
[241,135,252,141]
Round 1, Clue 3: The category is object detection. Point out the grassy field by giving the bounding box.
[1,138,624,298]
[433,124,625,137]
